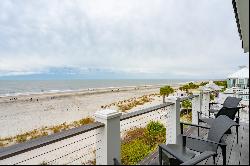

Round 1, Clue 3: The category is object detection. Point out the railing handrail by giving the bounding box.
[238,93,249,95]
[179,94,199,102]
[120,102,174,121]
[0,122,105,160]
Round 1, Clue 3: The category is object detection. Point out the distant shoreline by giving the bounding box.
[0,82,189,103]
[0,79,203,98]
[0,79,208,104]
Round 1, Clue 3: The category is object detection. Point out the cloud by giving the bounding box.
[0,0,248,79]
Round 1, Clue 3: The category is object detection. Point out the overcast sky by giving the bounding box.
[0,0,249,79]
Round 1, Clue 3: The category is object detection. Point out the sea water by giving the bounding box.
[0,79,193,97]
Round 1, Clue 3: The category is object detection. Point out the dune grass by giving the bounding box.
[101,94,159,112]
[0,117,94,147]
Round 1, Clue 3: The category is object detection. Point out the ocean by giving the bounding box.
[0,79,193,97]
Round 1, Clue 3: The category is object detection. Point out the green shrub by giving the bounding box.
[179,82,201,92]
[181,100,192,110]
[210,93,215,101]
[145,121,166,148]
[121,121,166,165]
[146,121,165,138]
[214,80,227,92]
[121,139,151,165]
[16,134,27,143]
[199,82,208,86]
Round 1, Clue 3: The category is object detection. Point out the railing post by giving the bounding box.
[192,92,201,125]
[201,90,210,116]
[95,109,122,165]
[165,97,181,144]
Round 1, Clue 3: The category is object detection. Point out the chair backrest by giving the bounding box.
[215,107,239,119]
[207,115,238,150]
[223,97,242,108]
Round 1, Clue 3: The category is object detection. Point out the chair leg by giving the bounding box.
[159,146,162,165]
[197,116,200,137]
[236,126,239,144]
[213,155,216,165]
[221,145,227,165]
[235,117,239,144]
[213,154,218,165]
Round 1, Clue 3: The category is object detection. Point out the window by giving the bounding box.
[239,79,244,84]
[232,79,236,87]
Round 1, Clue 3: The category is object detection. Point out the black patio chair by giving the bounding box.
[159,115,239,165]
[113,151,216,165]
[208,96,242,117]
[198,106,241,143]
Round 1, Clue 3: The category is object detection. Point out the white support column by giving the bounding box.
[95,109,122,165]
[192,92,201,125]
[165,97,181,144]
[201,91,210,116]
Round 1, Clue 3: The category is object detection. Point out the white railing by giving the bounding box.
[94,93,205,164]
[120,103,173,137]
[0,92,209,165]
[0,123,104,165]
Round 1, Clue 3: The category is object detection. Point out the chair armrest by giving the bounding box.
[223,106,241,110]
[209,102,220,109]
[186,135,227,147]
[180,151,216,165]
[197,111,214,118]
[209,102,219,105]
[180,122,210,130]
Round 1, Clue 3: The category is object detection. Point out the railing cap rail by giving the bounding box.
[0,122,105,160]
[179,94,199,102]
[120,102,174,121]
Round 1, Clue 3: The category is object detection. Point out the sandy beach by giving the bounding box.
[0,85,179,138]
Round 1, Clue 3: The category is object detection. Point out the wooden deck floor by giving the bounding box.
[138,122,249,165]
